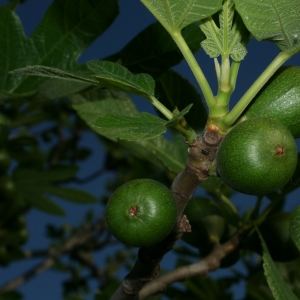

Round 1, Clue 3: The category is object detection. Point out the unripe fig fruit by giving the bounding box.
[105,179,177,247]
[216,118,297,195]
[247,212,299,262]
[244,66,300,138]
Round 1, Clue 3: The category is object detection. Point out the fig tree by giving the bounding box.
[216,117,298,195]
[105,179,177,247]
[244,66,300,138]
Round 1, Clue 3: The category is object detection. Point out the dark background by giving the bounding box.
[0,0,299,299]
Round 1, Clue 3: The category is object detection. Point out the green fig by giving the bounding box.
[106,179,177,247]
[216,118,298,195]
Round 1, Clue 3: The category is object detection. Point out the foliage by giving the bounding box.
[0,0,300,299]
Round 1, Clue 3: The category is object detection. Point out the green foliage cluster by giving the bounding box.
[0,0,300,299]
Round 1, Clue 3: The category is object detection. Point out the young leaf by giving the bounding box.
[290,205,300,252]
[234,0,300,52]
[165,104,193,127]
[86,61,155,98]
[94,113,166,141]
[105,22,204,78]
[258,228,299,300]
[199,0,247,61]
[141,0,223,32]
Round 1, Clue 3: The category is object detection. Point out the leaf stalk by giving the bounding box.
[223,50,298,126]
[170,31,216,111]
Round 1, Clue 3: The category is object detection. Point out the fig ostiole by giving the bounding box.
[216,117,298,195]
[105,179,177,247]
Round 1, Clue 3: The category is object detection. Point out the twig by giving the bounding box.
[135,233,240,299]
[111,129,223,299]
[0,219,105,293]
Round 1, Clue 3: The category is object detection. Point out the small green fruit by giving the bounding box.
[216,118,298,195]
[244,66,300,138]
[105,179,177,247]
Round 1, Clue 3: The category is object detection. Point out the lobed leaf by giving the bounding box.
[4,0,118,96]
[141,0,223,32]
[234,0,300,52]
[199,0,247,61]
[258,229,299,300]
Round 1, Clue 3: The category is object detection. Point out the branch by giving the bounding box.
[111,129,223,299]
[135,233,240,299]
[0,219,106,293]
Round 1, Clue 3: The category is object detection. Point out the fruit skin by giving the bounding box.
[105,179,177,247]
[216,117,298,195]
[244,66,300,138]
[245,212,299,262]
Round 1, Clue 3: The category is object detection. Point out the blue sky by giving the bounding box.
[0,1,300,299]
